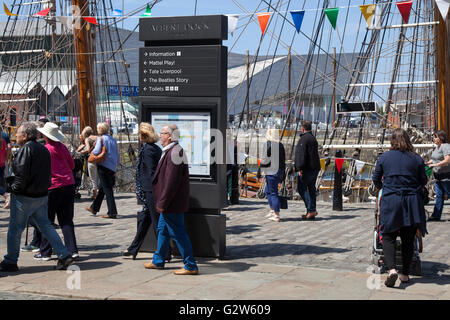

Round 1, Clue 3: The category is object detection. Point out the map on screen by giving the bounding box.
[151,112,211,176]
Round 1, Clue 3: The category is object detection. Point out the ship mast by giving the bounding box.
[72,0,97,132]
[435,4,450,136]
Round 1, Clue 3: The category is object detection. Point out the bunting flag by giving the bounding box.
[354,160,365,174]
[4,3,18,16]
[335,158,345,173]
[227,14,239,36]
[57,16,71,29]
[320,158,326,172]
[425,165,433,178]
[360,4,376,27]
[82,17,98,25]
[257,12,271,35]
[372,4,384,29]
[396,0,413,24]
[324,7,339,30]
[35,7,51,16]
[436,0,450,20]
[290,10,305,33]
[142,3,152,17]
[112,9,123,17]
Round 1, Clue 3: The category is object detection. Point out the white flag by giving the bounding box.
[436,0,450,20]
[371,4,384,29]
[355,160,365,174]
[227,14,239,36]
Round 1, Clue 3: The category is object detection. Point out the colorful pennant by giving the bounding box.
[354,160,365,174]
[425,165,433,178]
[4,3,17,16]
[360,4,376,27]
[112,9,123,17]
[335,158,345,173]
[396,0,413,24]
[324,7,339,30]
[82,17,98,25]
[257,13,271,35]
[35,7,51,17]
[227,14,239,36]
[290,10,305,33]
[142,3,152,17]
[320,158,326,172]
[435,0,450,20]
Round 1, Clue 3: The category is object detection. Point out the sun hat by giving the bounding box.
[37,122,65,142]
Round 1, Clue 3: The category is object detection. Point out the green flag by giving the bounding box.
[142,3,152,17]
[324,7,339,30]
[425,165,433,178]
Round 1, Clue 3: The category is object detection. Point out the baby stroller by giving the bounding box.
[371,189,423,275]
[72,152,85,199]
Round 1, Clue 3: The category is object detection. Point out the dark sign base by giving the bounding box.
[140,213,226,259]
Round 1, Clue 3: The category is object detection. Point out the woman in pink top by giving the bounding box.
[0,133,9,208]
[35,122,79,260]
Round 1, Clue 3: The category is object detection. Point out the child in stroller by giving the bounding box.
[371,189,423,276]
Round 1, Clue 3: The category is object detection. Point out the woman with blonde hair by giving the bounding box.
[85,122,120,219]
[122,122,165,259]
[77,126,99,199]
[260,128,285,222]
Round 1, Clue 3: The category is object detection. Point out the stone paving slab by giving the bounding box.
[0,192,448,300]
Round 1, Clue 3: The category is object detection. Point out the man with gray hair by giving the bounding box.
[0,122,74,272]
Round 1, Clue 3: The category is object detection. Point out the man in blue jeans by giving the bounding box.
[0,122,73,272]
[295,121,321,220]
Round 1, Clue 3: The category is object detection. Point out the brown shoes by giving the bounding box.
[144,262,164,270]
[302,211,318,220]
[173,268,199,275]
[85,207,97,215]
[101,214,116,219]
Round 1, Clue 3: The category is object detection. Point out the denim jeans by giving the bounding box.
[265,174,282,213]
[152,213,198,271]
[3,194,71,265]
[432,180,450,220]
[297,170,320,213]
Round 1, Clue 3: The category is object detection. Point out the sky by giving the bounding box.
[1,0,372,55]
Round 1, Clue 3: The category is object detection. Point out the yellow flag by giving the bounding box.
[4,3,18,16]
[360,4,376,27]
[320,158,326,172]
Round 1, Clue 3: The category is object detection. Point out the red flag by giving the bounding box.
[396,0,413,24]
[257,13,271,35]
[35,8,51,16]
[83,17,98,25]
[335,158,345,173]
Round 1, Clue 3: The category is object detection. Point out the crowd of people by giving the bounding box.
[0,118,448,285]
[0,120,198,275]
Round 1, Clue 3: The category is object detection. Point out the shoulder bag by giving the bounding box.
[88,137,107,164]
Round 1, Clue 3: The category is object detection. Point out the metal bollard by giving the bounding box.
[333,149,343,211]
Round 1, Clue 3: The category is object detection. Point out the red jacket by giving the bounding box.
[152,143,190,213]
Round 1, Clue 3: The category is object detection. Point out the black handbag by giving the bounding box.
[278,178,288,210]
[422,187,430,205]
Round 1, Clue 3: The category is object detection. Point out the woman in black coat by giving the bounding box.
[122,123,163,259]
[372,128,427,287]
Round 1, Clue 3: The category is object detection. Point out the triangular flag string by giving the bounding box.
[290,10,305,33]
[257,12,271,35]
[320,158,326,172]
[226,14,239,36]
[359,4,376,27]
[35,7,51,17]
[324,7,339,30]
[4,3,18,16]
[82,17,98,25]
[354,160,365,175]
[396,0,413,24]
[335,158,345,174]
[435,0,450,20]
[142,3,152,17]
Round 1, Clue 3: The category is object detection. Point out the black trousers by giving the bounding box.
[127,191,159,255]
[382,225,417,275]
[91,165,118,217]
[40,185,78,256]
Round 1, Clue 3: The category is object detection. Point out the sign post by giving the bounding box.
[139,15,228,258]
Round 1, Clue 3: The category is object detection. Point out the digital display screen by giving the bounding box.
[151,112,211,176]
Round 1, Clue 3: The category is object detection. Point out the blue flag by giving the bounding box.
[112,9,122,17]
[290,10,305,33]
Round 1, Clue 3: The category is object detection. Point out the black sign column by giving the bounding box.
[139,15,228,258]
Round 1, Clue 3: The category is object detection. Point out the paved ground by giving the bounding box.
[0,191,448,300]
